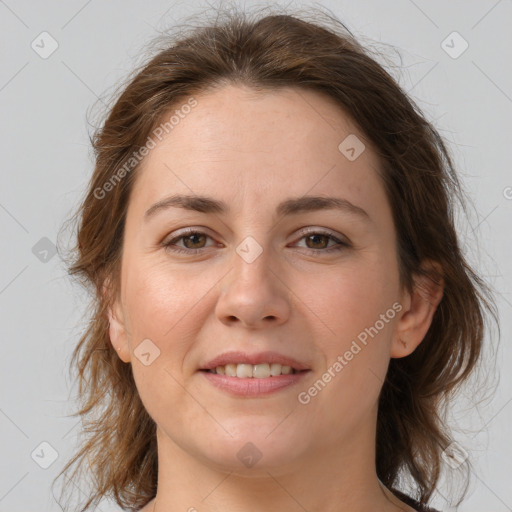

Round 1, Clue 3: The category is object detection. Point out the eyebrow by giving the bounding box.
[143,194,370,221]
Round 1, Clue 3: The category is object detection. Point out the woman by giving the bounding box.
[57,6,495,512]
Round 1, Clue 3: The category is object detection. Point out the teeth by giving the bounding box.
[236,363,253,378]
[253,363,270,378]
[225,364,237,377]
[270,363,283,376]
[211,362,298,377]
[281,365,293,374]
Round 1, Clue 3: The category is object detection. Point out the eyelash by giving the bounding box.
[162,228,349,255]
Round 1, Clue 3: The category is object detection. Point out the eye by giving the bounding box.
[161,228,350,255]
[162,229,218,254]
[292,229,350,253]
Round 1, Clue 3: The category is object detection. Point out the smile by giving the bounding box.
[206,363,301,378]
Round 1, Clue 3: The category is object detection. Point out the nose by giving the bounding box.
[215,244,291,329]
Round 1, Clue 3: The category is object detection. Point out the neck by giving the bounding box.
[145,416,412,512]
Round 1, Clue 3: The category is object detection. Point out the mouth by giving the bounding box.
[199,351,311,396]
[200,350,310,375]
[201,363,304,378]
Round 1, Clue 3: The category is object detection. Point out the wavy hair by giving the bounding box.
[56,5,497,511]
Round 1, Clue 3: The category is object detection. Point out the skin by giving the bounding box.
[108,84,443,512]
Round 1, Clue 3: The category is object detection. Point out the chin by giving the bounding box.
[196,416,308,472]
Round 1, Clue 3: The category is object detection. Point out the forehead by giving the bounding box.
[147,84,369,164]
[127,84,390,224]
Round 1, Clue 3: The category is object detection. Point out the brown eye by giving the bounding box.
[294,230,350,254]
[181,232,207,249]
[163,230,215,254]
[305,233,331,250]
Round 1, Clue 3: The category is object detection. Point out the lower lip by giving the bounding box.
[200,370,310,396]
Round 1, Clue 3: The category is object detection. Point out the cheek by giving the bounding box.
[300,268,398,437]
[307,252,400,405]
[318,262,398,340]
[120,261,207,420]
[122,259,202,340]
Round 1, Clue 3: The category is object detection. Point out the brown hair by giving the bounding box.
[56,5,497,511]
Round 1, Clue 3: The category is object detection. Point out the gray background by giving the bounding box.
[0,0,511,511]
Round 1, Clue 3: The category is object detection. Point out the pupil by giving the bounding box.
[186,233,204,248]
[308,234,326,248]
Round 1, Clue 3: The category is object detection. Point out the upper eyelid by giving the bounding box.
[164,227,215,244]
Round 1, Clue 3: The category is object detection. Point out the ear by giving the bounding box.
[103,277,131,364]
[391,261,444,358]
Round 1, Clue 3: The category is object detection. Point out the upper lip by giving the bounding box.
[200,351,310,371]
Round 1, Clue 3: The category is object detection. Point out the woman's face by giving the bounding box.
[109,84,417,473]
